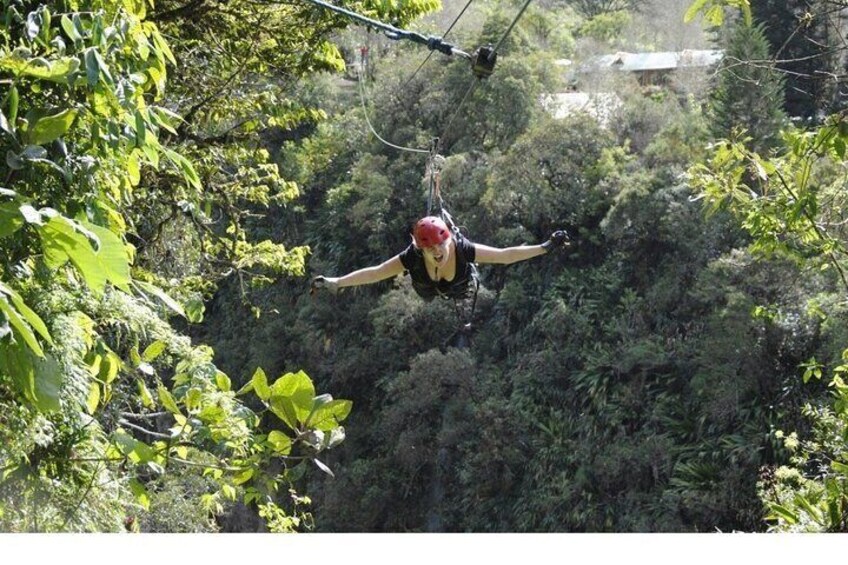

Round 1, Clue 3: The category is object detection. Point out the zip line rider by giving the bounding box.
[311,216,570,299]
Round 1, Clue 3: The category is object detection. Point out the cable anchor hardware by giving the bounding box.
[472,45,497,78]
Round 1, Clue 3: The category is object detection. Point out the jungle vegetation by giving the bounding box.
[2,0,848,533]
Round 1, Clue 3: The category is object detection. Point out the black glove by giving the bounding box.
[311,276,340,295]
[541,230,570,252]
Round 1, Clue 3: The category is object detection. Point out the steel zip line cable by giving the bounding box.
[491,0,534,55]
[298,0,472,59]
[402,0,477,90]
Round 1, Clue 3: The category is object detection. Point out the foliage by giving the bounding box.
[0,0,375,532]
[688,0,848,533]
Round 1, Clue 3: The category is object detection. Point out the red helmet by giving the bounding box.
[413,216,451,248]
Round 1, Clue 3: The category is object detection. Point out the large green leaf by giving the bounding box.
[269,396,298,429]
[81,220,131,291]
[270,371,315,425]
[158,384,182,416]
[38,216,107,295]
[129,478,151,511]
[26,108,78,146]
[60,14,83,44]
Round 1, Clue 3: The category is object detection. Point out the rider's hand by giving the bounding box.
[311,276,340,295]
[542,230,570,252]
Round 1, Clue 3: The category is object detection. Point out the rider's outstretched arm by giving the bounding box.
[313,255,405,292]
[474,230,570,265]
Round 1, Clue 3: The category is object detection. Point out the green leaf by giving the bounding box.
[80,220,132,292]
[307,399,353,431]
[150,106,182,134]
[0,202,24,238]
[100,351,120,385]
[270,370,315,425]
[134,109,147,147]
[215,371,231,392]
[127,150,141,186]
[163,148,202,190]
[232,468,254,486]
[38,216,107,295]
[142,340,166,362]
[267,430,292,455]
[84,47,99,86]
[151,29,177,66]
[129,479,150,511]
[705,4,724,25]
[157,384,182,416]
[26,108,78,145]
[61,14,82,43]
[269,396,298,429]
[251,367,271,401]
[768,503,798,525]
[0,283,51,345]
[92,48,113,85]
[137,379,155,409]
[133,280,185,318]
[8,85,18,125]
[185,297,204,323]
[86,381,101,414]
[831,461,848,474]
[0,340,37,406]
[794,494,824,524]
[32,353,62,412]
[0,296,44,357]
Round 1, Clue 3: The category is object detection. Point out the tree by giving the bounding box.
[708,21,787,152]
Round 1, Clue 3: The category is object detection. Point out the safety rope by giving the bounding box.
[357,69,429,154]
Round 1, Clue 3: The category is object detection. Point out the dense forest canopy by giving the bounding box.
[3,0,848,533]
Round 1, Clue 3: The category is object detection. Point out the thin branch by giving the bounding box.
[118,419,173,440]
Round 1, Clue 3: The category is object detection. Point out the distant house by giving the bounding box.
[579,49,724,87]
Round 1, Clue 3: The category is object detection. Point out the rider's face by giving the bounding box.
[421,238,451,268]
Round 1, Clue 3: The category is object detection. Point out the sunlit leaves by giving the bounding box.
[684,0,751,26]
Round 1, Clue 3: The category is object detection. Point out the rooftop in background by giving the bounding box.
[580,49,724,73]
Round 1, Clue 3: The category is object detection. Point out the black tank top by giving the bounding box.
[399,234,478,300]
